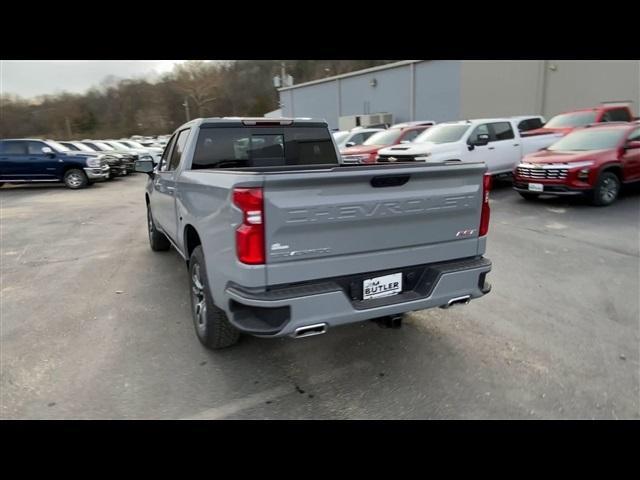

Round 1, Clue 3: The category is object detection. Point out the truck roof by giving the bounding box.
[182,117,328,130]
[581,122,637,130]
[441,118,515,125]
[1,138,47,142]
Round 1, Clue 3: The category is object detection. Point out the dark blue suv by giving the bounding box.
[0,139,110,189]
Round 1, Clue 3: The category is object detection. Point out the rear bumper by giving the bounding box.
[224,256,492,337]
[513,182,591,196]
[84,166,110,181]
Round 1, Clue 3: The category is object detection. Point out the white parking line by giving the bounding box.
[183,360,371,420]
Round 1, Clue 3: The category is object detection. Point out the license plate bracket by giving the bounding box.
[362,272,403,300]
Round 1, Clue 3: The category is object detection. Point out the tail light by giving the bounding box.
[233,187,265,264]
[479,174,491,237]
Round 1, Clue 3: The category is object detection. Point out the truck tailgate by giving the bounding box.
[262,163,487,285]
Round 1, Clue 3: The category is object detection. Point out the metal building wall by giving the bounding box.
[414,60,461,122]
[338,66,412,123]
[459,60,640,119]
[279,61,462,129]
[541,60,640,117]
[280,60,640,127]
[459,61,543,118]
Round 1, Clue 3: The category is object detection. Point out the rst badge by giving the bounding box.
[456,229,476,238]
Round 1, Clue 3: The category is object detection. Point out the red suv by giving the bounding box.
[513,122,640,205]
[340,125,432,164]
[523,104,636,137]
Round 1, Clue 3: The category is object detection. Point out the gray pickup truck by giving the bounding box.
[135,117,492,349]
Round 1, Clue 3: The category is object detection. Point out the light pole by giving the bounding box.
[182,97,191,122]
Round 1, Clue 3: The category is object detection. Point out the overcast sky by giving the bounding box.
[1,60,188,98]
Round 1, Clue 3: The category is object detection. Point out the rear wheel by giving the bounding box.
[147,206,170,251]
[518,192,539,201]
[591,171,620,206]
[63,169,88,189]
[189,246,241,350]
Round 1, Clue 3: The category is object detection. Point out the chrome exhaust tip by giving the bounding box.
[441,295,471,309]
[293,323,328,338]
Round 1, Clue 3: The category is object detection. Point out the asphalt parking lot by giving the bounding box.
[1,175,638,419]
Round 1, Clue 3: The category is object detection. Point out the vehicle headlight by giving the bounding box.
[414,152,432,161]
[86,157,101,167]
[568,160,595,169]
[342,154,369,164]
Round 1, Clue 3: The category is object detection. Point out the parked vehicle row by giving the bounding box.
[0,139,112,189]
[335,104,639,206]
[340,124,433,164]
[0,133,171,189]
[376,118,563,175]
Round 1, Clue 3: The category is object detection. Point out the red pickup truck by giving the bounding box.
[523,104,636,137]
[513,122,640,206]
[339,125,431,164]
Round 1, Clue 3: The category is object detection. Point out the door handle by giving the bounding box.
[513,143,520,147]
[488,147,495,150]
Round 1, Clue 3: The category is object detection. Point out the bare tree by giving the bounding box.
[173,61,220,118]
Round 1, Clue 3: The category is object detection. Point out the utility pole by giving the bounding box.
[64,116,72,138]
[183,97,191,122]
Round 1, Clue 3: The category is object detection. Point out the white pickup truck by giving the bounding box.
[376,118,563,175]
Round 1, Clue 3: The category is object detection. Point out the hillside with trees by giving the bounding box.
[0,60,393,139]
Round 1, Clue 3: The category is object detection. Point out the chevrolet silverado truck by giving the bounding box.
[136,117,493,349]
[0,139,110,188]
[522,104,636,137]
[514,122,640,205]
[376,118,563,176]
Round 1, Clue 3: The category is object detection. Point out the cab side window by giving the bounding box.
[347,133,365,145]
[159,134,177,171]
[400,129,421,142]
[28,141,47,155]
[490,122,515,141]
[606,108,631,122]
[468,124,490,144]
[361,131,377,142]
[167,129,191,171]
[1,141,27,154]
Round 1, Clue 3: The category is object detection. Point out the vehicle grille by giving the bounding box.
[341,158,361,165]
[377,155,417,163]
[516,166,568,179]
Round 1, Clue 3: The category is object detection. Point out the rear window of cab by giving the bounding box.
[191,126,338,169]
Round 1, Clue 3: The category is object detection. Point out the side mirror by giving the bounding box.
[41,146,54,156]
[474,134,490,146]
[135,159,155,174]
[345,142,356,148]
[626,140,640,150]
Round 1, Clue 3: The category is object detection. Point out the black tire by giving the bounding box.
[63,169,89,189]
[189,246,241,349]
[147,206,171,251]
[519,192,539,201]
[591,171,620,206]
